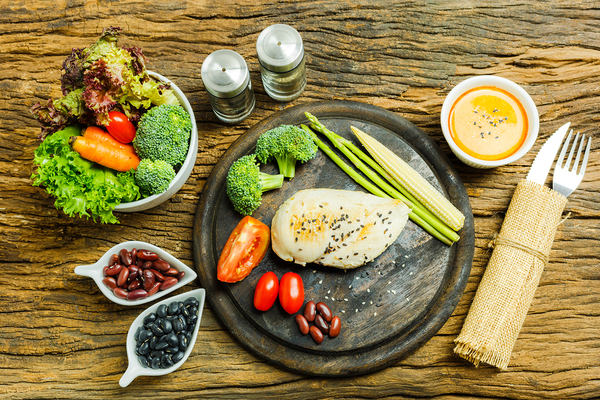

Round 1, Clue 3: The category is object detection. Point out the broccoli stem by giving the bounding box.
[259,172,284,192]
[274,154,297,179]
[302,118,458,246]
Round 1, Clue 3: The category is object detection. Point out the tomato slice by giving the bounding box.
[279,272,304,314]
[254,271,279,311]
[217,216,270,283]
[106,111,136,143]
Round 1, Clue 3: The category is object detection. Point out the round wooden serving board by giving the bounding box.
[193,101,474,376]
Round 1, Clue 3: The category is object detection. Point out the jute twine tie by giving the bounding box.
[454,179,568,370]
[488,234,549,266]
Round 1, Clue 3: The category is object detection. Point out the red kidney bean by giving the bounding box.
[113,287,128,299]
[316,302,332,322]
[147,281,161,297]
[102,248,182,302]
[117,267,129,287]
[102,277,118,290]
[150,269,165,282]
[104,264,123,276]
[141,261,153,270]
[329,316,341,338]
[128,265,141,278]
[142,269,155,291]
[303,301,316,322]
[295,314,309,335]
[152,259,170,272]
[315,314,330,334]
[309,326,324,344]
[127,289,148,301]
[131,248,137,265]
[137,249,159,261]
[109,253,119,266]
[119,249,132,266]
[159,277,178,291]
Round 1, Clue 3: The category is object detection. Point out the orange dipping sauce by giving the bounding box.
[449,86,528,161]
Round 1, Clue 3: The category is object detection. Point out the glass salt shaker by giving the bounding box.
[201,49,255,123]
[256,24,306,102]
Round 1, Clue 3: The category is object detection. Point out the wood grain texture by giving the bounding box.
[1,0,599,399]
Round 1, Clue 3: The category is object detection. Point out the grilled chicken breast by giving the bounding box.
[271,188,410,269]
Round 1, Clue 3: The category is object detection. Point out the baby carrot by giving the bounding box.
[83,126,136,154]
[70,136,140,171]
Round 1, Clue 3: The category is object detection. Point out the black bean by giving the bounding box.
[172,350,185,364]
[189,306,198,316]
[184,297,198,308]
[150,356,161,369]
[160,319,173,334]
[187,314,198,328]
[134,326,143,341]
[172,318,183,333]
[138,355,149,368]
[138,342,150,356]
[161,354,174,368]
[181,306,190,318]
[166,332,179,347]
[164,346,179,354]
[177,316,187,331]
[156,304,168,318]
[143,313,157,325]
[167,302,179,316]
[148,323,163,336]
[178,333,188,351]
[150,350,164,358]
[149,335,158,350]
[154,339,169,351]
[138,329,153,343]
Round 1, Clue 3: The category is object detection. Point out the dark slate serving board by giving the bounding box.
[193,101,474,376]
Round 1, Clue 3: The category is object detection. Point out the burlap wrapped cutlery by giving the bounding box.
[454,122,591,370]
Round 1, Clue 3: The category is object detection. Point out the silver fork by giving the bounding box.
[552,130,592,197]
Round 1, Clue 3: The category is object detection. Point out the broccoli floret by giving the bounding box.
[135,159,176,196]
[255,124,318,179]
[133,104,192,169]
[226,154,284,215]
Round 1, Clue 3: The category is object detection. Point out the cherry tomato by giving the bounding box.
[106,111,136,143]
[279,272,304,314]
[253,271,279,311]
[217,216,270,283]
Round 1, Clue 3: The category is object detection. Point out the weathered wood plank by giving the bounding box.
[1,0,599,398]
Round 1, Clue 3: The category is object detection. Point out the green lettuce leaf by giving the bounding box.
[32,125,141,224]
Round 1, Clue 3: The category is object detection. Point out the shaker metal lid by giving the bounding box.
[256,24,304,73]
[201,49,250,98]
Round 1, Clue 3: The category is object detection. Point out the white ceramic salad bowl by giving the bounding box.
[74,241,197,306]
[114,71,198,212]
[119,288,206,387]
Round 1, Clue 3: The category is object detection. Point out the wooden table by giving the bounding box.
[2,1,598,398]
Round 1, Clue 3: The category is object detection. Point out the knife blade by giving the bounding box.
[526,122,571,184]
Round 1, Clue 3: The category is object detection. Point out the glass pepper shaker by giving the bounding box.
[256,24,306,102]
[201,49,255,123]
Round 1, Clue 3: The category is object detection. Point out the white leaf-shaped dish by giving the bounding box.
[74,241,197,306]
[119,288,206,387]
